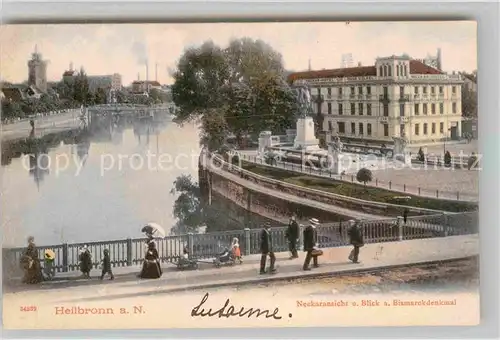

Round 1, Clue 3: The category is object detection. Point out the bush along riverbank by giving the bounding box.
[240,162,478,213]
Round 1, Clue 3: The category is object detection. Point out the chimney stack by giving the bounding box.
[137,72,140,81]
[146,60,149,92]
[358,62,362,67]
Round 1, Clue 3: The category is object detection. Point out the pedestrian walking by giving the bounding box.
[286,214,299,259]
[99,249,114,280]
[79,245,93,278]
[347,220,364,264]
[403,208,409,224]
[303,218,321,270]
[259,222,276,274]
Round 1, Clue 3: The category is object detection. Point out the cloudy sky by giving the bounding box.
[1,21,476,86]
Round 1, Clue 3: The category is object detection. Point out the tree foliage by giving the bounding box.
[171,37,298,150]
[169,175,203,235]
[356,168,373,185]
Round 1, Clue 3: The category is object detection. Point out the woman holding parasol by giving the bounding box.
[138,223,164,279]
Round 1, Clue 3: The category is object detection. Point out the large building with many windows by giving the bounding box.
[288,55,463,144]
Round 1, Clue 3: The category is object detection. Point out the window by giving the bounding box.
[327,88,332,96]
[359,123,364,135]
[350,103,355,115]
[423,103,428,115]
[350,87,355,95]
[414,86,419,94]
[379,66,383,76]
[383,86,388,98]
[388,65,392,77]
[400,104,405,116]
[339,87,343,96]
[367,86,371,94]
[431,86,435,94]
[452,86,456,94]
[358,86,363,94]
[328,121,333,131]
[367,103,372,116]
[396,65,400,76]
[338,122,345,134]
[383,124,389,137]
[414,103,419,115]
[439,86,444,94]
[431,123,436,134]
[440,122,444,133]
[439,103,444,114]
[351,122,356,135]
[423,86,427,94]
[415,124,420,135]
[358,103,363,115]
[452,102,457,114]
[431,103,436,114]
[383,104,389,116]
[367,123,372,136]
[327,103,332,114]
[400,124,405,136]
[338,103,343,115]
[423,123,428,135]
[400,86,404,97]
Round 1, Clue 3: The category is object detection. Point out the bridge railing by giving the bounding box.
[2,211,478,277]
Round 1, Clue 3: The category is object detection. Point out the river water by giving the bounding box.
[1,116,202,247]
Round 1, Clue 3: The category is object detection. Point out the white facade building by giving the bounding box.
[288,55,463,144]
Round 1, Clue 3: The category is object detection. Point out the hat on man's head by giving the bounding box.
[309,218,320,225]
[264,221,271,228]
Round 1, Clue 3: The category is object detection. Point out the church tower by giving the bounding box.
[27,45,48,93]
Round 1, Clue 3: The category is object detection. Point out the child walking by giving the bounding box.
[231,237,242,264]
[100,249,114,280]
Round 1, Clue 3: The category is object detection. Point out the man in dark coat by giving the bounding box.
[347,220,364,263]
[303,218,319,270]
[286,214,299,259]
[259,222,276,274]
[403,208,409,224]
[100,249,114,280]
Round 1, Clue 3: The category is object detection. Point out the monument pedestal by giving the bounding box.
[392,136,411,166]
[294,117,320,151]
[258,131,272,157]
[327,144,343,175]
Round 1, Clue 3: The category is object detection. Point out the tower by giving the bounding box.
[308,58,311,71]
[27,44,48,92]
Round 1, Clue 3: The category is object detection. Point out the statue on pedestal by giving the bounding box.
[294,85,314,118]
[331,135,343,153]
[392,131,411,165]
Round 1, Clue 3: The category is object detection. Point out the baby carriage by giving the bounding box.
[213,247,235,268]
[176,246,199,270]
[43,249,56,280]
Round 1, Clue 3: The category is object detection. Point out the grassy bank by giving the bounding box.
[240,162,477,212]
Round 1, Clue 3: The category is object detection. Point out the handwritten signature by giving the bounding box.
[191,293,282,319]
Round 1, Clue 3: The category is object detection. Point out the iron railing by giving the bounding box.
[3,211,478,276]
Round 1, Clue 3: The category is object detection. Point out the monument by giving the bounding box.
[392,131,411,166]
[327,133,344,174]
[293,85,320,151]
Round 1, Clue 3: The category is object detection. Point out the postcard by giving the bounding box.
[1,21,479,329]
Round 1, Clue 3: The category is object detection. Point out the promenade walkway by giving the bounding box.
[237,151,479,202]
[5,235,478,295]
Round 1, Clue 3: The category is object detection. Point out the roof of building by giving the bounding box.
[132,80,161,86]
[2,88,25,101]
[63,70,78,77]
[287,60,442,83]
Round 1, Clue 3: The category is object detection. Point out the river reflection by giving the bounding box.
[1,116,201,247]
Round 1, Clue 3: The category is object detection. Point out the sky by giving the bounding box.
[0,21,477,86]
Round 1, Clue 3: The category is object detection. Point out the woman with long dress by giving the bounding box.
[20,236,43,284]
[139,240,162,279]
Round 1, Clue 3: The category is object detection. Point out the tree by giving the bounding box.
[169,175,203,235]
[462,87,477,118]
[171,38,298,149]
[356,168,373,186]
[199,109,229,152]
